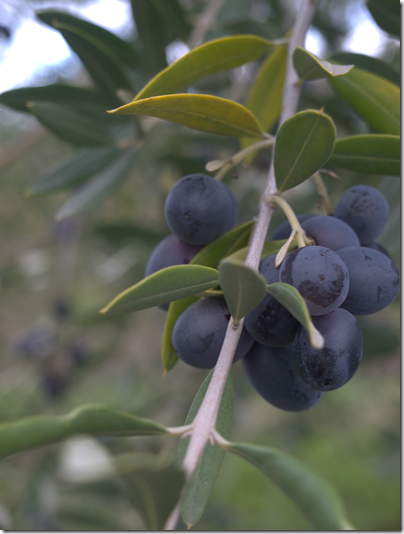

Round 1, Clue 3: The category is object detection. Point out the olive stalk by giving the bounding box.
[164,1,320,528]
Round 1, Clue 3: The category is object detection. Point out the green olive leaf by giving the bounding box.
[162,296,200,374]
[101,265,219,315]
[36,13,132,106]
[130,0,168,76]
[329,67,400,135]
[178,370,233,528]
[27,146,120,195]
[274,109,336,192]
[223,441,352,531]
[0,404,168,460]
[27,101,118,146]
[329,52,400,86]
[134,35,274,101]
[219,258,267,322]
[109,94,265,138]
[150,0,191,42]
[240,44,287,161]
[0,84,111,114]
[293,47,354,81]
[366,0,400,37]
[266,282,324,349]
[55,149,137,220]
[191,220,254,268]
[328,134,400,176]
[36,10,140,67]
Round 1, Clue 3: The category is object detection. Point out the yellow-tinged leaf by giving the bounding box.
[109,94,265,138]
[134,34,274,101]
[293,47,354,81]
[240,44,287,160]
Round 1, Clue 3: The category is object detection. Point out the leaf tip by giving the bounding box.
[311,325,324,349]
[205,160,224,172]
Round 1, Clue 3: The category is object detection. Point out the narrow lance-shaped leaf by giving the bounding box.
[36,10,140,67]
[27,101,117,147]
[219,258,267,322]
[247,43,287,131]
[55,149,136,220]
[366,0,400,37]
[223,442,352,531]
[267,282,324,349]
[101,265,219,315]
[274,109,336,192]
[28,146,120,195]
[293,47,353,81]
[177,370,233,529]
[0,404,168,460]
[0,84,111,114]
[109,94,265,138]
[130,0,168,75]
[328,134,400,176]
[150,0,191,42]
[134,35,274,101]
[56,23,132,103]
[240,43,287,160]
[162,296,199,374]
[37,15,132,106]
[162,222,254,373]
[329,51,400,86]
[329,67,400,135]
[191,220,254,268]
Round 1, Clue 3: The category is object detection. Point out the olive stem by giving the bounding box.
[165,1,320,529]
[312,171,333,215]
[205,137,275,181]
[265,194,310,249]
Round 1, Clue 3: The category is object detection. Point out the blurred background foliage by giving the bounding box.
[0,0,400,530]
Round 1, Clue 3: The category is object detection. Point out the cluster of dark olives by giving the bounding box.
[146,181,400,413]
[146,173,254,366]
[244,185,400,412]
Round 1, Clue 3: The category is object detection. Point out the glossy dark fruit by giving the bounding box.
[145,234,202,277]
[145,234,202,310]
[244,254,299,346]
[361,240,391,259]
[164,174,238,246]
[271,213,315,240]
[336,246,400,315]
[294,308,363,391]
[334,185,389,243]
[242,342,322,411]
[301,215,360,250]
[279,246,350,316]
[172,297,253,369]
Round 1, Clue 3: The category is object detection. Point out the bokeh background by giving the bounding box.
[0,0,400,530]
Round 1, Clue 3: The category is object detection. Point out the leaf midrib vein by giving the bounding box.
[279,114,321,190]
